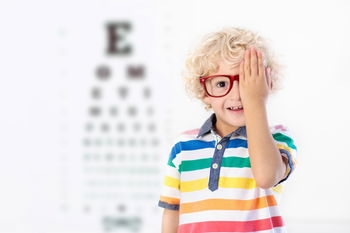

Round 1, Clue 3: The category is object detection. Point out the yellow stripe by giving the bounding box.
[164,176,180,190]
[219,177,257,189]
[271,184,284,194]
[181,178,208,192]
[180,177,257,192]
[276,143,293,154]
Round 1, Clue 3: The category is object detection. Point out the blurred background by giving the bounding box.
[0,0,349,232]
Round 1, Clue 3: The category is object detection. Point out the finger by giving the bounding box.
[265,67,270,89]
[239,59,245,82]
[250,47,258,77]
[257,50,264,78]
[258,50,269,89]
[244,48,250,77]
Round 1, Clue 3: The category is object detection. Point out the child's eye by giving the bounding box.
[216,81,227,88]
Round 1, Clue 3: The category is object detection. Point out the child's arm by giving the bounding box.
[244,102,288,189]
[239,47,288,189]
[161,209,179,233]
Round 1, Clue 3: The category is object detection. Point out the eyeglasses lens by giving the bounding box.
[205,76,231,97]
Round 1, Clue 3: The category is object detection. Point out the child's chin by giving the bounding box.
[229,116,245,124]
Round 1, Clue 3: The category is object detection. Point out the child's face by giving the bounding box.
[203,61,246,136]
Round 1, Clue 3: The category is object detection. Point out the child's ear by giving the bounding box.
[203,94,210,105]
[268,67,273,90]
[203,95,212,110]
[266,66,272,91]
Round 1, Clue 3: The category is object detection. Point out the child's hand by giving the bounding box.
[239,46,272,106]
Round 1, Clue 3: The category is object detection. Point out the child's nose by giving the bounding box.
[227,80,240,99]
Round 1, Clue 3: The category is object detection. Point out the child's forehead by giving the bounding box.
[209,60,240,75]
[205,51,268,75]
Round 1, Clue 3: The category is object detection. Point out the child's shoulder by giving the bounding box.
[269,124,293,136]
[269,124,297,149]
[170,128,201,144]
[181,128,200,136]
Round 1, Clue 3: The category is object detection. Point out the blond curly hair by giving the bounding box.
[182,27,284,111]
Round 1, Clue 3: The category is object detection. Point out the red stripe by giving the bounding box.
[182,129,200,135]
[178,216,284,233]
[275,124,288,132]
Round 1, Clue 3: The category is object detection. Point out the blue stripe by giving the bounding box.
[227,138,248,148]
[169,140,215,162]
[275,148,295,185]
[158,200,179,210]
[168,138,247,165]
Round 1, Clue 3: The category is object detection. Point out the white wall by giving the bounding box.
[164,0,350,232]
[0,0,349,232]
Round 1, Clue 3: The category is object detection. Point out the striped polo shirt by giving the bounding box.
[158,113,297,233]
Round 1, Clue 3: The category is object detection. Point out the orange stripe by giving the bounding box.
[160,196,180,205]
[180,195,277,214]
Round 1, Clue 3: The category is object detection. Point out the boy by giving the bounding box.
[158,27,297,233]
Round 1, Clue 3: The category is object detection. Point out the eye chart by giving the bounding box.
[0,0,203,232]
[56,1,175,233]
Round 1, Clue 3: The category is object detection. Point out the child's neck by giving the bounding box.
[214,121,240,138]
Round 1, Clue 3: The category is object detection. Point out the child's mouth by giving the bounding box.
[226,106,244,112]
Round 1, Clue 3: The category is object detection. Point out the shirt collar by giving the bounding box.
[196,113,247,138]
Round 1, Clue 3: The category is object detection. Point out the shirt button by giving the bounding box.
[212,163,218,169]
[216,144,222,150]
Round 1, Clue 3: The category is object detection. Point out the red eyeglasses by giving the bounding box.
[199,74,239,97]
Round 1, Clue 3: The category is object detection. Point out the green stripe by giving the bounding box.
[179,158,212,171]
[273,132,297,150]
[179,156,251,172]
[167,157,176,168]
[221,156,251,168]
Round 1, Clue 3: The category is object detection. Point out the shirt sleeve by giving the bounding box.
[271,124,298,185]
[158,137,182,210]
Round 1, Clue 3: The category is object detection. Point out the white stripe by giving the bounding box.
[180,186,271,203]
[179,148,215,161]
[179,206,282,224]
[224,147,249,158]
[275,141,291,150]
[220,167,254,179]
[199,133,216,142]
[180,167,210,181]
[178,133,214,142]
[273,126,292,137]
[163,164,180,178]
[172,156,182,169]
[178,142,249,161]
[160,185,180,198]
[180,167,254,182]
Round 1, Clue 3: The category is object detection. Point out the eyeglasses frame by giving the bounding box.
[199,74,240,98]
